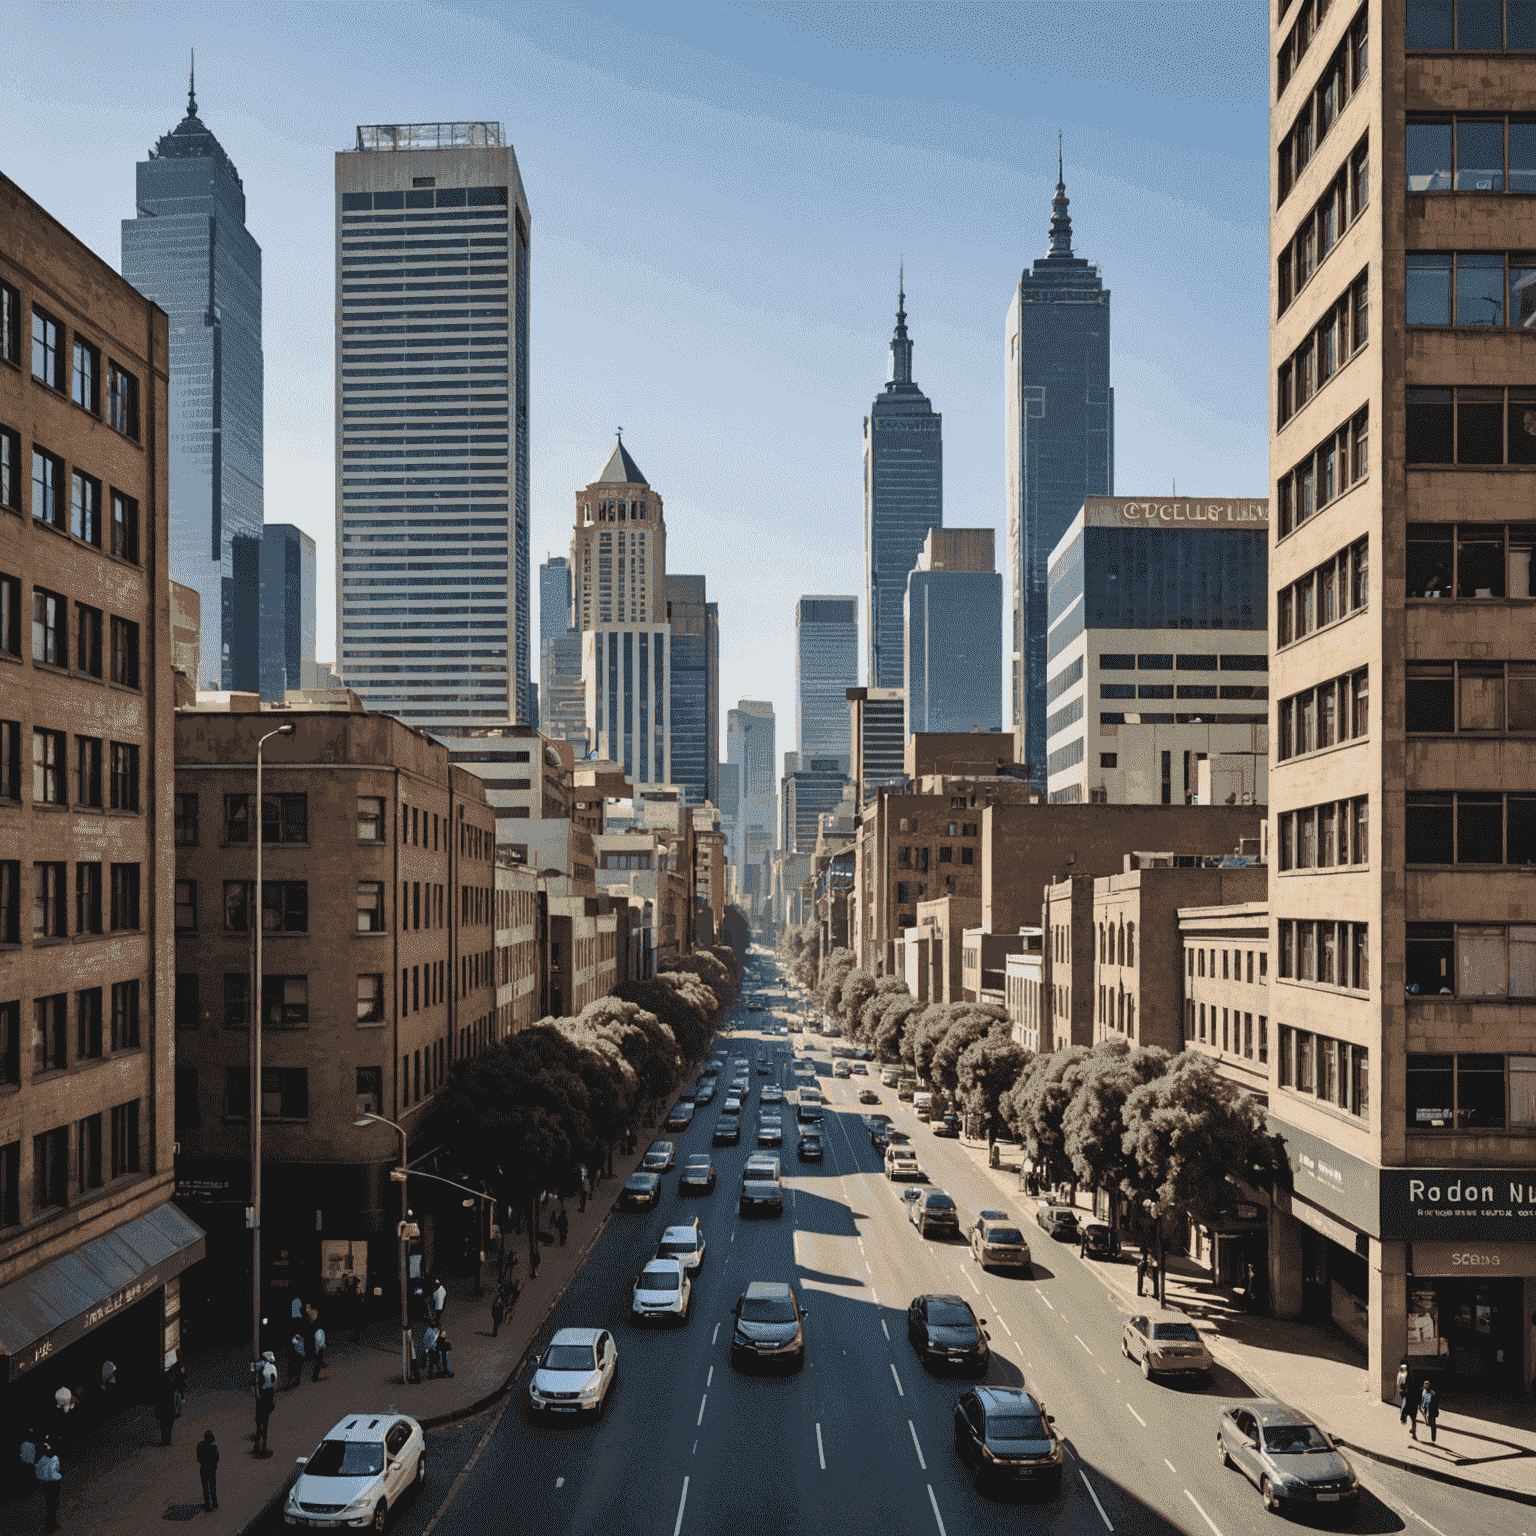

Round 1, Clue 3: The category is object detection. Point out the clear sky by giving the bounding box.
[3,1,1270,763]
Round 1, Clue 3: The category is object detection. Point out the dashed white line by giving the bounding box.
[1126,1403,1146,1426]
[671,1476,690,1536]
[926,1483,948,1536]
[696,1393,707,1426]
[1039,1293,1054,1309]
[706,1366,713,1386]
[1185,1489,1222,1536]
[1081,1470,1114,1530]
[816,1421,826,1469]
[996,1315,1012,1336]
[881,1318,890,1340]
[555,1477,564,1487]
[908,1419,927,1470]
[1076,1334,1094,1355]
[890,1362,905,1396]
[1164,1458,1176,1474]
[711,1324,719,1345]
[961,1269,980,1294]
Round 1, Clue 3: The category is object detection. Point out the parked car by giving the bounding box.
[872,1124,910,1152]
[729,1281,807,1371]
[641,1140,676,1173]
[907,1293,989,1376]
[285,1413,425,1529]
[694,1082,716,1106]
[857,1088,881,1105]
[618,1172,661,1211]
[665,1103,695,1131]
[970,1217,1032,1274]
[850,1062,868,1075]
[897,1079,916,1101]
[712,1116,740,1147]
[931,1113,960,1138]
[1216,1402,1359,1517]
[881,1069,900,1087]
[679,1155,716,1195]
[909,1189,961,1238]
[1122,1309,1213,1381]
[797,1132,823,1162]
[1033,1201,1078,1241]
[834,1061,852,1078]
[952,1386,1064,1497]
[1079,1223,1121,1261]
[526,1328,618,1418]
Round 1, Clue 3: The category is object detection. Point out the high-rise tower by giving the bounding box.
[865,277,943,691]
[796,595,858,762]
[1006,146,1113,785]
[122,63,263,691]
[333,122,531,730]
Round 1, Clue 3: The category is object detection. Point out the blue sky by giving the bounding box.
[3,1,1270,760]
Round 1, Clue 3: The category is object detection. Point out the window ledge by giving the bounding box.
[1277,864,1372,875]
[1278,602,1370,654]
[1276,1084,1369,1130]
[1407,464,1536,473]
[356,929,390,939]
[1277,733,1369,769]
[107,682,143,698]
[1275,976,1371,1000]
[1406,595,1536,605]
[0,651,21,667]
[1406,992,1536,1003]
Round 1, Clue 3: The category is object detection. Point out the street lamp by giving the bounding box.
[355,1113,413,1385]
[250,721,294,1377]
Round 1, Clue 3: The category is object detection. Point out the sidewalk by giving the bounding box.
[950,1132,1536,1506]
[12,1141,651,1536]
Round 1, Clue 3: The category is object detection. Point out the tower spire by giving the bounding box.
[1047,133,1074,258]
[889,267,913,385]
[187,48,197,117]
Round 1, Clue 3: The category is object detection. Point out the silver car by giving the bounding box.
[655,1219,707,1273]
[285,1414,424,1530]
[1216,1402,1359,1516]
[527,1328,619,1418]
[1121,1309,1213,1380]
[631,1258,691,1325]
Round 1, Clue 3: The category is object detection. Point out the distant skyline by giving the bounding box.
[3,2,1270,747]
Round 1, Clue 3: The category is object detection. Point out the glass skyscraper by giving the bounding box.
[121,75,263,690]
[727,701,777,883]
[665,574,719,806]
[334,122,531,730]
[904,529,1003,735]
[1006,152,1113,787]
[259,523,317,700]
[865,280,942,690]
[796,595,857,764]
[539,555,570,647]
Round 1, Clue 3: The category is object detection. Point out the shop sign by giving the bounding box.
[1411,1240,1536,1277]
[1382,1169,1536,1242]
[1269,1116,1381,1236]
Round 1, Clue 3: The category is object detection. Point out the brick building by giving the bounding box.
[1178,898,1272,1103]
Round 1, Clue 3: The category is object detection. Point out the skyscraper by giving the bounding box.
[571,437,665,629]
[796,595,858,763]
[665,574,719,806]
[539,553,583,750]
[847,686,907,804]
[121,67,263,691]
[258,523,317,700]
[333,122,531,730]
[728,701,777,884]
[904,528,1003,736]
[539,555,571,647]
[1006,147,1113,786]
[865,278,943,691]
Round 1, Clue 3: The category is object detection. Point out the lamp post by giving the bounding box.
[355,1113,413,1384]
[250,721,294,1377]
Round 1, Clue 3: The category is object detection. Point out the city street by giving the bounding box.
[360,977,1526,1536]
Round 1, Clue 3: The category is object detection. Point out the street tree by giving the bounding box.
[1061,1041,1170,1232]
[835,969,878,1033]
[874,993,923,1062]
[1008,1046,1089,1187]
[930,1006,1009,1098]
[956,1032,1033,1144]
[816,948,857,1015]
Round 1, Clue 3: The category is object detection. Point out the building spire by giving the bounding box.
[1048,132,1074,258]
[187,48,197,117]
[889,267,913,385]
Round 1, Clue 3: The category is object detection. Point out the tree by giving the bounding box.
[1008,1046,1089,1187]
[956,1032,1033,1144]
[873,993,923,1062]
[1061,1041,1170,1232]
[858,976,908,1044]
[614,975,710,1066]
[910,1004,955,1082]
[815,948,857,1015]
[581,996,682,1110]
[834,969,878,1033]
[930,1006,1009,1098]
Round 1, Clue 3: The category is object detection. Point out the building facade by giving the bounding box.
[258,523,316,701]
[866,281,943,690]
[847,685,906,804]
[796,594,857,763]
[727,700,776,885]
[1179,899,1272,1104]
[781,754,850,856]
[905,527,1003,736]
[1007,153,1113,786]
[539,554,570,648]
[582,624,672,790]
[333,122,532,730]
[121,75,262,693]
[571,438,664,630]
[1044,497,1272,805]
[665,573,718,806]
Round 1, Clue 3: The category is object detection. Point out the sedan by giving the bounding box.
[1217,1402,1359,1516]
[909,1189,961,1238]
[618,1172,661,1211]
[857,1088,881,1105]
[641,1140,675,1173]
[1122,1310,1214,1381]
[952,1386,1064,1498]
[971,1219,1032,1275]
[631,1258,691,1325]
[679,1155,716,1195]
[797,1132,823,1162]
[664,1103,695,1131]
[1079,1223,1121,1261]
[850,1061,869,1075]
[285,1413,425,1530]
[693,1082,716,1106]
[730,1076,751,1095]
[933,1113,961,1138]
[527,1328,618,1418]
[712,1116,740,1147]
[907,1293,990,1376]
[757,1121,783,1148]
[738,1175,784,1218]
[756,1060,773,1075]
[656,1218,706,1272]
[761,1085,785,1104]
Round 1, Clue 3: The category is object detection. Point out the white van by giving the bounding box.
[913,1092,933,1121]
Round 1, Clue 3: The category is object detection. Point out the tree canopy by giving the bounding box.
[1061,1041,1170,1211]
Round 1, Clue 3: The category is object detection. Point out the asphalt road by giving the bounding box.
[349,965,1527,1536]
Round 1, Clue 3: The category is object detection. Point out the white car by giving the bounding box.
[631,1258,692,1324]
[527,1327,619,1417]
[655,1219,707,1273]
[285,1413,424,1529]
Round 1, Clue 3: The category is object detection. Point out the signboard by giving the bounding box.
[1381,1169,1536,1242]
[1269,1116,1381,1236]
[1411,1240,1536,1277]
[1083,496,1269,530]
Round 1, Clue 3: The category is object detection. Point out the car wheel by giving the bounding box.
[371,1502,388,1534]
[1141,1353,1153,1380]
[1261,1476,1280,1514]
[1217,1433,1231,1470]
[1121,1337,1130,1359]
[415,1452,427,1487]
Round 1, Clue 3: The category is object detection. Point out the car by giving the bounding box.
[1122,1309,1214,1381]
[738,1172,784,1218]
[743,1154,781,1181]
[1216,1402,1359,1516]
[641,1140,676,1173]
[757,1060,773,1075]
[712,1116,740,1146]
[907,1293,990,1376]
[618,1172,661,1211]
[797,1132,823,1162]
[631,1257,691,1325]
[286,1413,426,1529]
[901,1186,925,1206]
[761,1084,785,1104]
[933,1113,961,1138]
[730,1075,750,1095]
[862,1112,891,1132]
[700,1061,722,1078]
[679,1155,716,1195]
[665,1103,695,1131]
[850,1061,868,1075]
[1078,1223,1121,1261]
[748,1003,764,1012]
[913,1092,934,1120]
[693,1081,717,1106]
[796,1100,824,1123]
[886,1146,924,1181]
[970,1218,1032,1275]
[656,1218,707,1272]
[833,1061,852,1078]
[872,1124,910,1152]
[909,1189,961,1238]
[526,1328,619,1419]
[952,1386,1064,1497]
[729,1281,808,1371]
[757,1121,783,1148]
[857,1088,881,1105]
[881,1069,899,1087]
[1033,1201,1079,1241]
[896,1080,916,1101]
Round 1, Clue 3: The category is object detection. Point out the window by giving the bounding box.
[110,980,139,1050]
[1277,538,1369,646]
[76,988,102,1060]
[1406,659,1536,732]
[222,880,307,933]
[32,728,63,803]
[71,338,98,413]
[70,470,100,545]
[0,574,17,655]
[357,973,384,1023]
[175,879,196,931]
[1409,0,1536,48]
[1407,921,1536,998]
[1406,113,1536,193]
[175,973,201,1032]
[109,742,139,812]
[1276,668,1369,760]
[76,862,102,934]
[107,364,138,439]
[33,862,64,937]
[357,796,385,842]
[1278,272,1370,424]
[223,973,250,1029]
[0,281,17,365]
[1406,521,1536,600]
[357,880,386,933]
[109,863,140,931]
[32,589,63,666]
[261,975,309,1029]
[31,448,63,527]
[224,1066,309,1122]
[225,792,308,844]
[0,861,17,942]
[110,491,138,562]
[0,427,17,510]
[1277,918,1370,990]
[0,1001,15,1083]
[33,1125,68,1210]
[111,1100,140,1177]
[76,603,101,677]
[1278,408,1369,535]
[175,793,199,845]
[31,309,62,389]
[34,994,66,1071]
[357,1066,383,1117]
[110,616,139,687]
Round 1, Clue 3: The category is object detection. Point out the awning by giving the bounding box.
[0,1202,205,1383]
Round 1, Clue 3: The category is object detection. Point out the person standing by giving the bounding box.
[437,1330,454,1378]
[288,1332,306,1389]
[431,1279,447,1324]
[154,1375,178,1447]
[1420,1380,1440,1445]
[254,1358,275,1457]
[18,1427,37,1503]
[555,1206,569,1248]
[35,1442,61,1534]
[1397,1359,1414,1438]
[422,1323,439,1380]
[490,1293,505,1338]
[311,1325,327,1382]
[1136,1253,1149,1298]
[196,1430,219,1511]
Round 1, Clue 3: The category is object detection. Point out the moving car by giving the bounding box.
[909,1189,961,1238]
[1216,1402,1359,1516]
[730,1076,750,1096]
[723,1095,743,1117]
[526,1328,618,1418]
[665,1103,695,1131]
[796,1099,824,1124]
[286,1414,425,1530]
[857,1088,881,1105]
[757,1060,773,1075]
[655,1219,707,1273]
[757,1117,783,1148]
[761,1084,785,1104]
[850,1061,869,1075]
[907,1293,990,1376]
[1079,1223,1121,1261]
[952,1386,1064,1497]
[886,1146,924,1181]
[933,1113,961,1138]
[641,1141,676,1173]
[729,1281,808,1371]
[693,1082,716,1106]
[631,1258,691,1325]
[1122,1309,1214,1381]
[618,1172,661,1211]
[833,1061,852,1078]
[679,1155,716,1195]
[797,1131,823,1162]
[712,1116,740,1147]
[971,1217,1032,1274]
[913,1091,933,1121]
[897,1080,916,1101]
[738,1170,784,1218]
[1033,1201,1079,1241]
[700,1061,722,1077]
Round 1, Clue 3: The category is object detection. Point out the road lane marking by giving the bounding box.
[1039,1293,1054,1309]
[1076,1334,1093,1355]
[556,1477,564,1487]
[711,1325,719,1345]
[996,1315,1012,1336]
[693,1442,697,1454]
[1126,1403,1145,1426]
[1164,1459,1176,1473]
[961,1269,980,1294]
[696,1393,707,1425]
[706,1366,713,1386]
[1081,1471,1114,1530]
[816,1422,825,1469]
[1184,1490,1222,1536]
[881,1318,890,1340]
[672,1476,689,1536]
[926,1484,948,1536]
[908,1419,927,1470]
[890,1362,905,1396]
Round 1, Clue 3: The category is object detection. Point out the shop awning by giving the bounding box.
[0,1201,205,1383]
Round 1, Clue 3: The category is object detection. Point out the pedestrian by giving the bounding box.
[288,1331,306,1388]
[1136,1254,1149,1297]
[422,1323,439,1379]
[555,1206,569,1247]
[1420,1380,1440,1445]
[18,1426,37,1503]
[254,1364,275,1457]
[154,1375,178,1447]
[529,1243,541,1281]
[291,1295,304,1325]
[196,1430,220,1511]
[311,1325,327,1382]
[1398,1359,1418,1439]
[431,1279,447,1324]
[490,1294,505,1337]
[577,1168,588,1215]
[437,1330,455,1378]
[35,1442,61,1534]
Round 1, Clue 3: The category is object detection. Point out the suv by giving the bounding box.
[664,1102,695,1131]
[729,1281,808,1371]
[971,1217,1032,1274]
[885,1146,924,1182]
[909,1189,961,1238]
[1034,1200,1079,1241]
[631,1258,691,1325]
[913,1092,933,1121]
[286,1414,425,1529]
[655,1219,706,1273]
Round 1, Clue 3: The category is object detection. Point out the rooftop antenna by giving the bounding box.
[188,48,197,116]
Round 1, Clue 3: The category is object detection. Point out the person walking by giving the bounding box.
[288,1331,306,1389]
[431,1279,447,1324]
[35,1441,61,1534]
[1136,1253,1149,1298]
[1420,1380,1440,1445]
[490,1293,505,1337]
[1396,1359,1415,1438]
[154,1375,178,1447]
[311,1325,327,1382]
[555,1206,569,1248]
[196,1430,220,1511]
[254,1360,275,1457]
[437,1330,455,1378]
[291,1295,304,1326]
[577,1169,588,1215]
[422,1323,439,1380]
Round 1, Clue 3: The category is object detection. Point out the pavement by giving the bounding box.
[6,1136,656,1536]
[947,1129,1536,1506]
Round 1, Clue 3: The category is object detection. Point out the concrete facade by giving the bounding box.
[1178,899,1272,1104]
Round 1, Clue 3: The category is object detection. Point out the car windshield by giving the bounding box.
[304,1439,386,1478]
[685,1157,710,1169]
[1152,1323,1202,1342]
[988,1415,1047,1441]
[626,1175,654,1188]
[1264,1423,1331,1453]
[658,1241,693,1257]
[542,1344,596,1372]
[740,1295,796,1322]
[640,1271,680,1291]
[926,1195,956,1209]
[987,1228,1025,1245]
[927,1302,975,1327]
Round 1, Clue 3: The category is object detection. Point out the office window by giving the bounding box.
[222,973,250,1029]
[0,574,17,656]
[31,309,62,389]
[75,862,101,934]
[76,988,102,1060]
[74,1112,101,1194]
[0,281,17,364]
[0,861,17,943]
[109,863,140,931]
[261,975,309,1029]
[262,881,307,933]
[110,980,139,1050]
[71,338,98,413]
[225,792,308,844]
[33,1125,68,1210]
[110,616,139,687]
[0,1140,13,1226]
[358,881,385,932]
[0,429,17,510]
[357,1066,383,1117]
[175,1067,200,1133]
[107,364,138,439]
[70,470,100,545]
[32,589,63,666]
[109,1099,140,1178]
[109,742,139,812]
[33,862,65,937]
[110,491,139,563]
[357,974,384,1023]
[175,973,201,1032]
[31,448,63,527]
[175,792,199,845]
[175,879,196,931]
[34,994,66,1071]
[357,796,385,842]
[75,603,102,678]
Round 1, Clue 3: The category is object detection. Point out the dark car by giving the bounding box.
[712,1116,741,1147]
[857,1088,881,1105]
[909,1189,961,1239]
[679,1155,716,1195]
[907,1293,990,1376]
[796,1100,824,1123]
[933,1113,961,1138]
[664,1103,695,1131]
[738,1176,784,1218]
[953,1386,1064,1497]
[729,1281,807,1371]
[618,1172,661,1211]
[871,1124,909,1152]
[1079,1223,1121,1261]
[797,1132,824,1162]
[1217,1402,1359,1516]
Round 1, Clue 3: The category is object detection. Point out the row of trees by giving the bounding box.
[786,941,1282,1303]
[428,945,743,1261]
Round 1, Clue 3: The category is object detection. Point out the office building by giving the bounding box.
[782,753,850,856]
[1007,148,1113,785]
[847,685,906,804]
[728,701,777,883]
[582,623,672,790]
[540,554,571,647]
[121,71,263,692]
[904,528,1003,736]
[1043,497,1271,805]
[796,595,857,763]
[665,573,719,806]
[572,436,664,629]
[865,279,943,690]
[258,523,317,700]
[334,122,532,730]
[1,174,200,1412]
[541,629,587,754]
[717,759,740,872]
